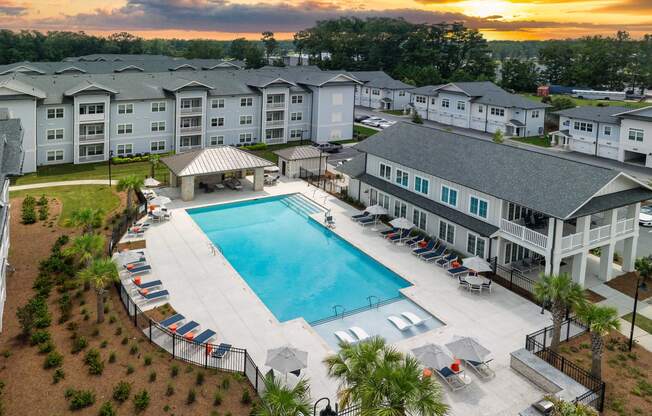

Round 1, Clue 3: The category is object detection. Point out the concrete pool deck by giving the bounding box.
[123,177,553,415]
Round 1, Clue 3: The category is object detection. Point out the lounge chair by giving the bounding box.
[334,331,356,344]
[380,227,398,236]
[160,314,184,328]
[224,178,243,190]
[412,240,436,256]
[387,316,412,331]
[405,236,425,247]
[401,312,425,326]
[388,229,410,243]
[435,254,457,268]
[435,367,469,390]
[192,329,216,344]
[352,211,370,221]
[175,321,199,336]
[420,246,446,261]
[482,280,493,293]
[123,257,147,267]
[133,279,162,290]
[138,289,169,300]
[447,266,470,278]
[465,359,495,378]
[458,276,470,290]
[349,326,370,341]
[210,343,232,359]
[325,215,336,229]
[126,264,152,275]
[358,216,377,227]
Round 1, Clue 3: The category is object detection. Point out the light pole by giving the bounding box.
[313,397,337,416]
[108,150,114,188]
[629,276,648,351]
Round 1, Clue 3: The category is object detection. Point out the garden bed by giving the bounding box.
[606,272,652,301]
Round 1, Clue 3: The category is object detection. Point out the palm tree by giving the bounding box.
[117,175,144,209]
[149,154,161,179]
[78,258,119,323]
[635,256,652,283]
[65,234,105,290]
[534,273,586,352]
[576,303,620,379]
[67,207,104,235]
[254,374,312,416]
[324,337,448,416]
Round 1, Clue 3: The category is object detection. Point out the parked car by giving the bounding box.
[378,121,396,129]
[312,142,343,153]
[355,114,370,122]
[362,116,383,127]
[639,205,652,227]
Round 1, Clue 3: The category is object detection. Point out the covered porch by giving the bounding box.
[161,146,274,201]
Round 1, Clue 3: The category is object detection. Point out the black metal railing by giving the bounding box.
[337,404,362,416]
[525,320,606,411]
[108,189,148,254]
[299,167,348,197]
[491,259,540,304]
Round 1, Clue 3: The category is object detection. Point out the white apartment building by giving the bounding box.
[351,71,413,111]
[410,82,548,137]
[341,122,652,287]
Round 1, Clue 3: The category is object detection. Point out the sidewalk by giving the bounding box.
[9,179,118,191]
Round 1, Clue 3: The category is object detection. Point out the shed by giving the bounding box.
[162,147,274,201]
[273,146,328,178]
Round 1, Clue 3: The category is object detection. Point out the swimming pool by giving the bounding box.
[187,194,412,323]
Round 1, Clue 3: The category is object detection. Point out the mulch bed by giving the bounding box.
[606,272,652,301]
[558,331,652,416]
[144,303,178,323]
[584,289,607,303]
[0,195,256,415]
[116,240,147,252]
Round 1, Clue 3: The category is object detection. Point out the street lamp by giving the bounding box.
[629,276,648,351]
[108,150,114,188]
[313,397,337,416]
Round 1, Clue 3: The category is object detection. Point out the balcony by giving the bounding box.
[266,102,285,109]
[500,218,549,250]
[266,119,284,127]
[79,133,105,142]
[79,113,105,123]
[179,144,202,152]
[180,107,202,115]
[179,126,202,134]
[560,218,635,254]
[79,154,105,163]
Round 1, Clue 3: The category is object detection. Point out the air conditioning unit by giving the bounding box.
[532,399,554,415]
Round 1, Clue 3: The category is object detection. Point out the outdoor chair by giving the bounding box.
[435,254,457,268]
[465,359,495,378]
[351,211,370,221]
[458,276,470,290]
[481,280,493,293]
[175,321,199,336]
[405,236,425,247]
[210,343,232,359]
[412,240,436,256]
[401,311,425,326]
[349,326,370,341]
[160,314,185,328]
[421,246,446,261]
[380,227,399,236]
[435,367,469,390]
[387,315,412,331]
[126,264,152,275]
[137,289,169,301]
[334,331,356,344]
[448,266,470,278]
[123,257,147,268]
[133,279,162,290]
[357,216,377,227]
[388,229,410,243]
[192,329,216,345]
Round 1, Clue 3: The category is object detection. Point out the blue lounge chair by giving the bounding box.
[133,279,162,289]
[421,246,446,261]
[435,254,457,268]
[358,216,377,227]
[380,227,398,236]
[211,343,232,359]
[193,329,216,344]
[160,314,184,328]
[405,236,425,247]
[176,321,199,336]
[411,240,436,256]
[388,229,410,243]
[447,266,470,278]
[138,289,169,300]
[436,367,468,390]
[127,264,152,275]
[351,211,370,221]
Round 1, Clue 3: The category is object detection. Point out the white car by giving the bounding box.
[378,122,393,129]
[639,205,652,227]
[362,116,383,127]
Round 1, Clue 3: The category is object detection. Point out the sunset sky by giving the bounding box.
[0,0,650,41]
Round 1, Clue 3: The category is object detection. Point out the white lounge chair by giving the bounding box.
[401,312,425,326]
[349,326,370,341]
[387,316,412,331]
[334,331,356,344]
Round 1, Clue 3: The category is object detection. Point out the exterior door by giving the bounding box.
[281,161,286,176]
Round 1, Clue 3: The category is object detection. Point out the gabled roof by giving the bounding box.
[0,63,46,75]
[612,106,652,120]
[554,106,630,125]
[246,76,297,88]
[0,117,25,177]
[163,79,214,92]
[54,66,87,74]
[353,122,639,219]
[114,65,145,73]
[274,145,325,160]
[203,61,244,70]
[0,77,46,98]
[162,147,273,177]
[169,64,198,71]
[349,71,413,90]
[64,80,118,96]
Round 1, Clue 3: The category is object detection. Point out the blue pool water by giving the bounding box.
[187,195,412,323]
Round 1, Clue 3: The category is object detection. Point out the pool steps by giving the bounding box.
[281,194,324,217]
[310,295,405,326]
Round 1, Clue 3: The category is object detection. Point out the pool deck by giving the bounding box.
[126,177,552,415]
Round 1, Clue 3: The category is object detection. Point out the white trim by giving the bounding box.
[46,128,65,141]
[151,101,167,112]
[45,149,65,163]
[468,195,489,219]
[114,65,145,73]
[466,231,486,257]
[150,140,166,152]
[439,219,456,245]
[46,107,65,119]
[115,143,134,156]
[150,120,166,132]
[440,184,458,207]
[116,123,133,135]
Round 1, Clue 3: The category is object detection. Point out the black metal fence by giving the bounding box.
[108,189,148,254]
[491,258,541,305]
[525,319,606,411]
[299,167,348,197]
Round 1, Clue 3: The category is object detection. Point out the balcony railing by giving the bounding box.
[615,218,635,236]
[79,133,105,142]
[79,113,105,122]
[179,144,202,152]
[265,119,284,127]
[588,224,611,244]
[562,218,635,253]
[180,107,202,114]
[79,154,105,163]
[179,126,202,133]
[561,232,583,252]
[265,138,285,145]
[500,218,549,250]
[266,102,285,109]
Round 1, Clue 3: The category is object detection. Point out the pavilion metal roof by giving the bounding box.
[162,147,273,177]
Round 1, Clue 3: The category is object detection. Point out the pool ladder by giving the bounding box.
[332,304,346,320]
[367,295,381,309]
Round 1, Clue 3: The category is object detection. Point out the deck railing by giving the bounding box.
[500,219,548,249]
[588,224,611,244]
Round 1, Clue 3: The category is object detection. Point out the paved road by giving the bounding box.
[354,106,652,182]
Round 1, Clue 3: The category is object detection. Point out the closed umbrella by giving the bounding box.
[265,346,308,374]
[390,217,414,230]
[264,166,280,173]
[150,196,172,206]
[144,177,161,187]
[366,204,388,216]
[445,337,492,363]
[462,256,493,273]
[118,249,142,266]
[411,344,453,370]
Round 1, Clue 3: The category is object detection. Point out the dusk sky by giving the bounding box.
[0,0,650,40]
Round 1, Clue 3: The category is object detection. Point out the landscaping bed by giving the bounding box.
[606,272,652,301]
[511,135,552,147]
[558,331,652,416]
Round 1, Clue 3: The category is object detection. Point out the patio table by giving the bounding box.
[465,275,488,293]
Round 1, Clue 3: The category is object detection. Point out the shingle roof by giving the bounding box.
[274,145,324,160]
[554,106,630,124]
[162,146,273,177]
[612,106,652,120]
[337,153,366,177]
[353,122,624,219]
[0,118,25,177]
[349,71,413,90]
[571,188,652,218]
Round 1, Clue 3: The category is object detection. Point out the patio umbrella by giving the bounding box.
[150,196,171,206]
[462,256,493,273]
[445,337,492,363]
[365,204,388,216]
[117,249,142,265]
[390,217,414,230]
[264,166,280,173]
[144,177,160,187]
[265,346,308,374]
[411,344,453,370]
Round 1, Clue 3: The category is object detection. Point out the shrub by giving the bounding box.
[108,351,116,363]
[38,200,49,221]
[100,340,108,348]
[126,364,134,374]
[243,143,268,151]
[121,336,128,345]
[143,355,152,366]
[170,364,179,378]
[67,389,96,411]
[108,315,117,324]
[91,328,100,337]
[98,401,117,416]
[58,294,73,323]
[44,351,63,369]
[241,389,251,405]
[17,296,51,338]
[38,340,55,354]
[149,371,156,382]
[33,273,54,298]
[129,344,139,355]
[411,112,423,124]
[221,376,230,390]
[186,389,196,405]
[112,381,132,403]
[21,195,37,224]
[30,330,51,346]
[133,390,150,413]
[52,368,65,384]
[213,391,222,406]
[196,371,205,386]
[72,336,88,354]
[84,349,104,375]
[165,383,174,397]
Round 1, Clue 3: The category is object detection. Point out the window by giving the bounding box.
[265,128,283,140]
[212,99,225,109]
[364,88,369,94]
[431,98,436,105]
[291,95,304,104]
[116,144,133,156]
[531,110,540,118]
[117,123,133,134]
[290,112,303,121]
[239,115,253,125]
[151,102,166,112]
[394,200,407,218]
[379,163,392,180]
[457,101,466,111]
[469,196,488,218]
[370,190,390,210]
[79,104,104,115]
[239,133,253,143]
[441,99,450,108]
[413,208,427,230]
[209,135,224,146]
[150,121,165,132]
[439,220,455,244]
[398,91,405,97]
[290,129,303,139]
[180,135,201,147]
[47,107,64,119]
[150,140,166,152]
[414,176,429,195]
[81,124,103,137]
[46,128,64,140]
[211,117,224,127]
[372,89,380,96]
[629,128,644,142]
[332,93,343,105]
[467,234,486,257]
[490,107,505,117]
[240,97,253,107]
[573,121,593,132]
[46,150,64,162]
[395,169,409,187]
[478,106,484,113]
[117,104,133,114]
[415,96,426,104]
[604,126,612,136]
[441,185,458,207]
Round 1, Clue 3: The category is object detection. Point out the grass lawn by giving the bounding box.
[12,160,169,186]
[521,93,650,109]
[353,124,379,140]
[623,312,652,335]
[10,185,122,226]
[511,135,552,147]
[246,142,307,164]
[382,109,408,116]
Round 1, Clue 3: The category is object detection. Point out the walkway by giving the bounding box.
[9,179,118,191]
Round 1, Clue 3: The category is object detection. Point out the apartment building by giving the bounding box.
[0,64,359,173]
[351,71,413,111]
[341,122,652,286]
[410,82,548,137]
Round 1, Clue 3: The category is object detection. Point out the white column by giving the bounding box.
[253,168,264,191]
[169,172,178,188]
[571,251,587,286]
[622,203,640,272]
[577,215,591,245]
[180,176,195,201]
[549,218,564,275]
[599,243,615,282]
